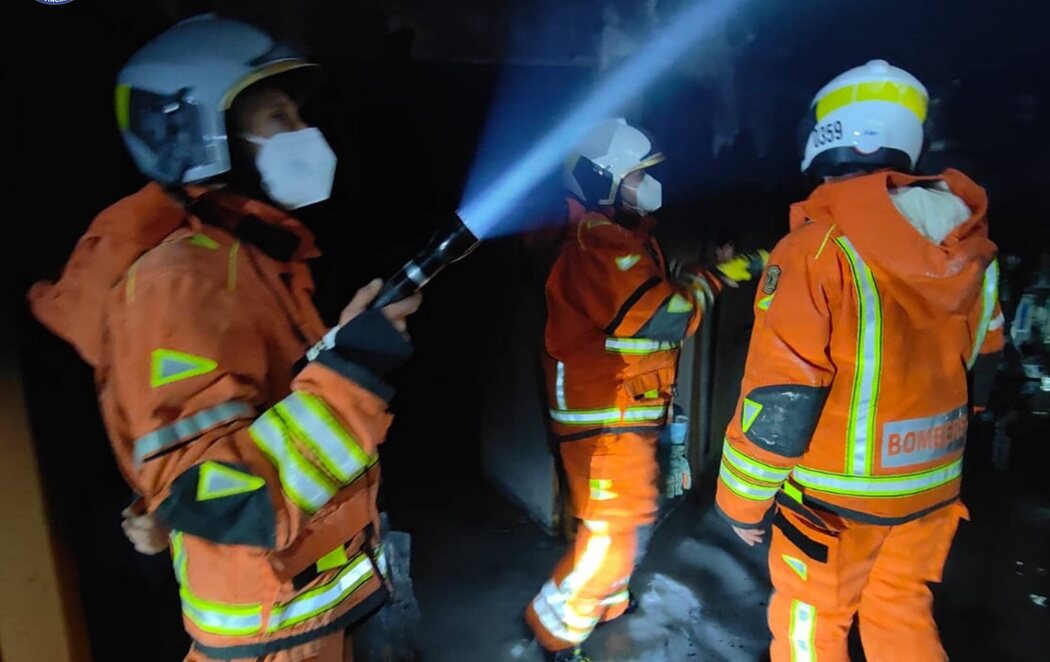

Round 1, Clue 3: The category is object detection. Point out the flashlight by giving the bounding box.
[370,212,481,309]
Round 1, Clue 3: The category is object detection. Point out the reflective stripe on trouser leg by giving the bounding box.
[527,522,640,650]
[769,507,891,662]
[789,600,817,662]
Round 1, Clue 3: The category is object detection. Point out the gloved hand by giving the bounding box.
[716,250,770,287]
[665,444,692,498]
[121,506,171,555]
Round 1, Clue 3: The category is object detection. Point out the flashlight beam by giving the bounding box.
[457,0,743,238]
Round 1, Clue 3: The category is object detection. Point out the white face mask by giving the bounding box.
[245,127,337,210]
[621,173,663,214]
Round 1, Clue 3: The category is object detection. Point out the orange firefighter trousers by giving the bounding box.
[768,501,969,662]
[526,431,659,651]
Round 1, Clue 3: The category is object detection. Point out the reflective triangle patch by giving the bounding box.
[757,294,774,311]
[782,554,808,581]
[197,461,265,502]
[742,398,763,433]
[668,293,694,313]
[616,254,641,271]
[152,349,217,388]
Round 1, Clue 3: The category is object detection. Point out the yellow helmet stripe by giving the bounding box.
[115,84,131,130]
[815,81,928,123]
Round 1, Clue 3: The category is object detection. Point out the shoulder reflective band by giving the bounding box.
[835,237,883,476]
[968,260,1000,369]
[250,410,338,514]
[719,459,780,501]
[170,531,264,636]
[789,600,817,662]
[134,401,254,465]
[600,590,630,607]
[721,439,791,484]
[267,551,376,632]
[275,392,373,485]
[791,458,962,498]
[816,80,928,122]
[604,338,681,354]
[549,405,667,425]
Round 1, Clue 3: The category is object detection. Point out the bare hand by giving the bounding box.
[732,525,766,547]
[339,279,423,334]
[121,507,171,555]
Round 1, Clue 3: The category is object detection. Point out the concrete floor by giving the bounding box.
[403,416,1050,662]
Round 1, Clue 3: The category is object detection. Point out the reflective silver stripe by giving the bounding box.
[276,392,372,485]
[789,600,816,662]
[969,260,1000,368]
[988,312,1004,331]
[722,440,791,483]
[604,338,680,354]
[600,590,630,606]
[719,460,780,501]
[267,553,375,632]
[134,401,254,465]
[549,405,666,425]
[181,590,263,636]
[836,237,883,476]
[540,581,600,630]
[249,411,336,514]
[792,458,962,497]
[555,361,568,410]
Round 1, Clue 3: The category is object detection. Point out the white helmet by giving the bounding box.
[116,14,319,186]
[801,59,928,177]
[564,118,665,212]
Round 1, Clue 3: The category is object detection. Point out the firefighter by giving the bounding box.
[716,60,1004,661]
[527,117,766,661]
[29,15,421,661]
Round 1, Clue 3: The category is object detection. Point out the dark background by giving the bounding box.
[11,0,1049,659]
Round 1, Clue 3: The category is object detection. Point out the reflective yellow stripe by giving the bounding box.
[115,84,131,129]
[604,337,680,354]
[719,460,780,501]
[792,458,962,497]
[267,552,376,632]
[816,80,928,122]
[589,478,618,501]
[549,405,667,425]
[276,392,373,485]
[968,260,1000,368]
[249,410,338,514]
[170,531,264,636]
[722,440,791,483]
[789,600,816,662]
[181,589,263,636]
[836,237,883,476]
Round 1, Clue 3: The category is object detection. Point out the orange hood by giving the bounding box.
[789,169,996,315]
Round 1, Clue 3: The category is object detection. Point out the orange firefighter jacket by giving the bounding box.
[544,198,723,440]
[716,170,1003,527]
[29,183,403,658]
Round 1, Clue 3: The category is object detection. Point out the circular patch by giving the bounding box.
[763,265,782,294]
